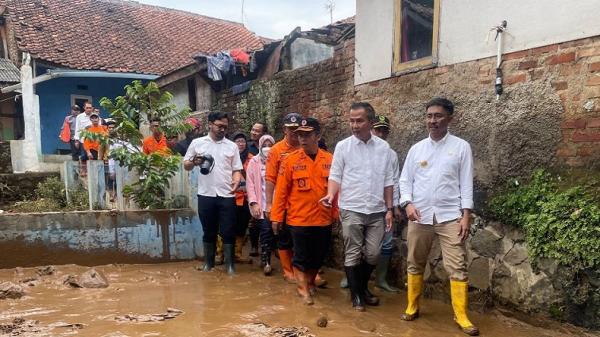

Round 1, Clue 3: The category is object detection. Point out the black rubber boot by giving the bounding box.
[202,242,216,272]
[261,243,272,276]
[345,266,365,311]
[249,225,260,257]
[223,243,236,275]
[361,262,379,306]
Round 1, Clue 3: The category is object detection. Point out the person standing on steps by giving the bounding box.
[246,134,276,275]
[271,117,336,305]
[398,98,478,336]
[183,111,242,275]
[320,102,395,312]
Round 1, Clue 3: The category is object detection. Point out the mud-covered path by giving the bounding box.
[0,262,596,337]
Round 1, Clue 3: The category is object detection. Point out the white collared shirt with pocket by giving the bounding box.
[330,135,395,214]
[184,135,243,198]
[399,132,474,225]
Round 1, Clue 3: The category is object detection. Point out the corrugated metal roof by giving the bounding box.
[0,58,20,83]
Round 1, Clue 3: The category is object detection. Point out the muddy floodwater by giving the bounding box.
[0,262,597,337]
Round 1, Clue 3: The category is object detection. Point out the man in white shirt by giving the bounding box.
[321,102,395,312]
[398,98,478,336]
[184,111,242,275]
[73,102,94,159]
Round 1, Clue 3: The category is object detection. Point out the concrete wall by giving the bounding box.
[35,74,136,155]
[0,209,203,268]
[354,0,394,84]
[355,0,600,84]
[290,38,335,70]
[162,74,214,113]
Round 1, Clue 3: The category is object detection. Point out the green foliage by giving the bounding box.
[488,169,600,270]
[99,80,192,209]
[7,177,89,212]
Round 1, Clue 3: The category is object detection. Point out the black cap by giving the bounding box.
[71,105,81,111]
[373,115,391,129]
[283,112,302,127]
[295,117,320,133]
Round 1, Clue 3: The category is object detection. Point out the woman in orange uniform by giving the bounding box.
[271,117,337,305]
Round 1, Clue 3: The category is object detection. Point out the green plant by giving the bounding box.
[95,80,192,209]
[488,169,600,270]
[36,177,67,207]
[6,178,89,212]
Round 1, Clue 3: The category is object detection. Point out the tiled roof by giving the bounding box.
[4,0,263,75]
[0,58,20,83]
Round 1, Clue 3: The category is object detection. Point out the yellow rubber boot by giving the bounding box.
[450,280,480,336]
[235,236,250,263]
[400,273,423,321]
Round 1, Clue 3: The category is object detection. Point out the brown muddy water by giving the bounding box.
[0,262,597,337]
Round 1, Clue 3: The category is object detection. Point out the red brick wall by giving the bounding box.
[216,36,600,182]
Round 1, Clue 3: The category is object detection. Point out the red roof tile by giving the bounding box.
[4,0,263,75]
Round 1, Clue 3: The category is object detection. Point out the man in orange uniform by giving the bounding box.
[143,118,170,155]
[82,111,108,160]
[271,117,336,305]
[265,112,301,282]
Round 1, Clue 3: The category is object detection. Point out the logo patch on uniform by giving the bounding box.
[420,160,428,168]
[298,179,306,188]
[293,164,306,171]
[379,115,386,122]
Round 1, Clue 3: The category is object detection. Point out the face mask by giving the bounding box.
[261,147,271,158]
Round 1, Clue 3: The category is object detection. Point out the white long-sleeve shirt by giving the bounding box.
[329,135,395,214]
[390,148,400,207]
[399,132,474,225]
[73,113,93,141]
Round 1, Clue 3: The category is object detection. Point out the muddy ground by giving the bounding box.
[0,262,598,337]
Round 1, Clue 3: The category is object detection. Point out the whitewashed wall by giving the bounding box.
[355,0,600,85]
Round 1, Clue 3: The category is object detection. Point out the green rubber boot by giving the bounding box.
[375,255,400,293]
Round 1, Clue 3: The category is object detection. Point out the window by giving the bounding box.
[393,0,440,73]
[71,95,92,112]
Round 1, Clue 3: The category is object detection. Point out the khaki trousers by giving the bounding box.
[407,218,468,281]
[340,209,385,267]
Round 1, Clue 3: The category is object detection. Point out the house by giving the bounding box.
[0,0,262,172]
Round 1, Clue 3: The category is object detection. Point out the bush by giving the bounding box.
[6,177,89,213]
[488,169,600,269]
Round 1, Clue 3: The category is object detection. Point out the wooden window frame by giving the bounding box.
[71,94,93,109]
[393,0,441,74]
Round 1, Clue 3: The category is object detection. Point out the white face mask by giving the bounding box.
[261,146,271,158]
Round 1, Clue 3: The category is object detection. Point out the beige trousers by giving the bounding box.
[406,218,468,281]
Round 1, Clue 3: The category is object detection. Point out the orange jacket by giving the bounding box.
[265,138,299,184]
[143,134,169,155]
[83,125,107,152]
[271,149,337,227]
[235,153,253,206]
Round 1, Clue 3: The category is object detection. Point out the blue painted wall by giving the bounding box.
[35,68,144,155]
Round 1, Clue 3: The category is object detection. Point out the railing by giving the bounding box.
[61,160,199,211]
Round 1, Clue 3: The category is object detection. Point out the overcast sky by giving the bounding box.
[137,0,355,39]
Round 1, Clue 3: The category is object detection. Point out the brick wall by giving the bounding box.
[216,36,600,189]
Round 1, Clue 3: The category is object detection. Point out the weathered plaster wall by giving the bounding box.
[0,209,203,268]
[0,141,11,173]
[290,38,334,70]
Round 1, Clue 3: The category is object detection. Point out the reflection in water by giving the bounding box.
[0,262,595,337]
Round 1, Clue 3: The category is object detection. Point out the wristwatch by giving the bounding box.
[387,207,394,212]
[400,201,412,209]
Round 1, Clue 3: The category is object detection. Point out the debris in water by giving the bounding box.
[269,326,315,337]
[316,315,328,328]
[63,274,82,288]
[50,322,85,329]
[78,268,109,288]
[0,282,25,299]
[0,317,43,335]
[114,308,184,323]
[36,265,56,276]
